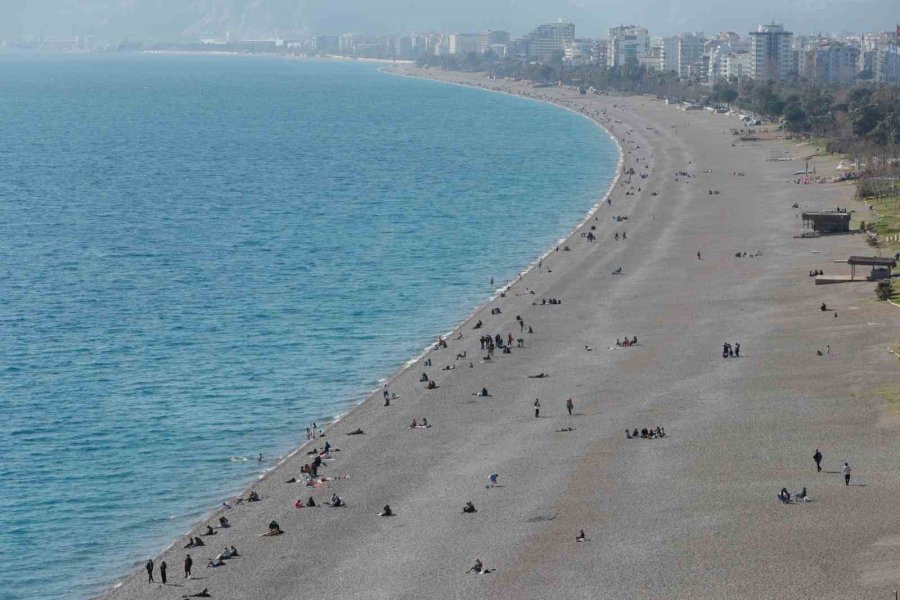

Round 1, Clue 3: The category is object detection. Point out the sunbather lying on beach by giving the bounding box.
[182,589,211,598]
[347,429,364,436]
[528,373,548,378]
[207,558,224,568]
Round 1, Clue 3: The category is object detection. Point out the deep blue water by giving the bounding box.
[0,54,616,599]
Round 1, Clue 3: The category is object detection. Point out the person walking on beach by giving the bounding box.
[160,561,167,585]
[566,398,574,416]
[814,449,823,472]
[843,462,852,486]
[184,554,193,579]
[534,399,541,418]
[146,559,154,583]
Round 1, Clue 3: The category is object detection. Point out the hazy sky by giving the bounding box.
[0,0,896,41]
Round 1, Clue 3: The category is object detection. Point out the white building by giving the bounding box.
[448,33,481,55]
[608,25,649,67]
[724,51,753,79]
[658,36,679,72]
[749,23,794,81]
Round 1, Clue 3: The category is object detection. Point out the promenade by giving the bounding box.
[104,69,900,600]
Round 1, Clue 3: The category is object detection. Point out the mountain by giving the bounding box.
[2,0,897,42]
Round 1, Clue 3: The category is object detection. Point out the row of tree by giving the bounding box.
[417,53,900,152]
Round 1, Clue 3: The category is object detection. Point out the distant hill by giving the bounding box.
[2,0,897,42]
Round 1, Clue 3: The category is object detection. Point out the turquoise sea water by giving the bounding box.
[0,54,616,599]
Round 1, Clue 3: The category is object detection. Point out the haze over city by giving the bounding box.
[0,0,897,41]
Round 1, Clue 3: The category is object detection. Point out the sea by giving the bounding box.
[0,53,617,599]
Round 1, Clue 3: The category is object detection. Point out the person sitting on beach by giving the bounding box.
[419,373,429,382]
[626,429,632,439]
[379,505,393,517]
[422,418,429,427]
[327,494,344,508]
[473,320,483,329]
[793,487,809,502]
[221,546,232,559]
[821,303,827,311]
[778,488,791,503]
[262,521,283,536]
[576,530,586,542]
[203,525,216,536]
[463,501,477,513]
[306,496,316,507]
[247,490,260,502]
[632,336,638,345]
[478,388,490,397]
[411,418,418,428]
[632,428,639,438]
[184,538,195,548]
[426,380,437,389]
[193,537,204,547]
[229,545,238,557]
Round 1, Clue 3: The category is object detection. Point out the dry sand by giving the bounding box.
[101,67,900,600]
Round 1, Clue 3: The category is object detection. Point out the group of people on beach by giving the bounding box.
[722,342,741,358]
[616,337,638,347]
[626,427,666,439]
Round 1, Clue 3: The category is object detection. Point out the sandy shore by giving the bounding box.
[102,67,899,600]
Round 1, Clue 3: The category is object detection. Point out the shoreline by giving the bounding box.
[103,66,900,600]
[99,63,626,596]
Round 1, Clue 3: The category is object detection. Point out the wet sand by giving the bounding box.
[102,68,900,600]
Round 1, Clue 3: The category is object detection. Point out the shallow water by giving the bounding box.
[0,54,616,599]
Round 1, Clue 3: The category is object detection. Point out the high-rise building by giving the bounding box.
[724,51,753,79]
[749,23,794,81]
[874,45,900,84]
[607,26,649,67]
[801,43,860,84]
[677,32,706,79]
[448,33,481,55]
[478,30,510,53]
[658,36,679,72]
[528,21,575,61]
